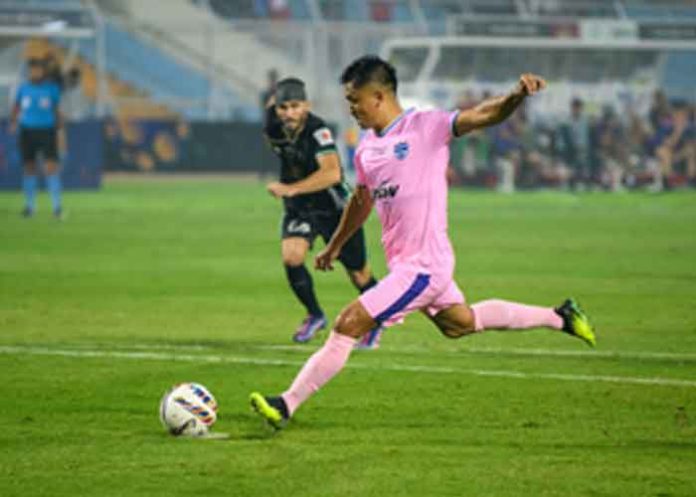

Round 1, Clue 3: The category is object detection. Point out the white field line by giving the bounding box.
[1,345,696,389]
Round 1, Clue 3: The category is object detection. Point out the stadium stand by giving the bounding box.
[64,18,255,120]
[24,38,173,120]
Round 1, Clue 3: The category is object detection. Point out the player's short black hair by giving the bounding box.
[275,77,307,104]
[340,55,398,94]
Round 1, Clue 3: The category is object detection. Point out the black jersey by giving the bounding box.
[264,106,349,214]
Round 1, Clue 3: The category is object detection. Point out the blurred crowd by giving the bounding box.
[448,90,696,192]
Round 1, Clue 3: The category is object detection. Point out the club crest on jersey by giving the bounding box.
[393,141,409,160]
[313,127,334,146]
[372,181,400,200]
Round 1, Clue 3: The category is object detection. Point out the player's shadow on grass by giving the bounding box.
[218,412,288,441]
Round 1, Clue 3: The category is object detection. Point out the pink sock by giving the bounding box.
[281,331,356,416]
[471,299,562,332]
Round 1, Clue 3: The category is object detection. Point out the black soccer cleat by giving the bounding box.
[555,298,596,347]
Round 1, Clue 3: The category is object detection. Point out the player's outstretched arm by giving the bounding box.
[315,185,373,271]
[266,152,341,198]
[267,152,342,198]
[453,73,546,136]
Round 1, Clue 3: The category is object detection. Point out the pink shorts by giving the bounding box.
[359,266,466,328]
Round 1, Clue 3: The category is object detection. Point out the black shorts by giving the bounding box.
[19,127,58,162]
[281,210,367,271]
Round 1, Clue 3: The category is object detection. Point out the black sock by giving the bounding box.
[269,396,289,419]
[358,276,378,294]
[285,264,323,317]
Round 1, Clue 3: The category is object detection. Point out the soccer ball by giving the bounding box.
[159,382,218,437]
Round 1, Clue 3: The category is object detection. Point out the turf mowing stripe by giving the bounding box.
[258,344,696,363]
[1,345,695,389]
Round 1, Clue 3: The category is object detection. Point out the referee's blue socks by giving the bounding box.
[22,174,37,213]
[46,173,62,212]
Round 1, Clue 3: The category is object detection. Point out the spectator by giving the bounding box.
[558,98,591,190]
[596,106,629,192]
[625,105,651,187]
[655,103,696,189]
[519,114,569,188]
[648,90,670,131]
[490,111,523,192]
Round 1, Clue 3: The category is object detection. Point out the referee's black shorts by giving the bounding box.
[19,127,58,162]
[281,209,368,271]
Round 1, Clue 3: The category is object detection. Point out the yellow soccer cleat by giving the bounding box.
[555,298,596,347]
[249,392,289,430]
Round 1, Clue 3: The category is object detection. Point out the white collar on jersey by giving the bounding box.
[376,108,415,137]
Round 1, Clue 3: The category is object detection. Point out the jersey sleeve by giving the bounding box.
[353,149,367,187]
[422,109,459,146]
[311,125,337,158]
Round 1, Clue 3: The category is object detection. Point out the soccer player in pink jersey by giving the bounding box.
[250,55,596,428]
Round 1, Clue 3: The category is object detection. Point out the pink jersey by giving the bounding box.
[354,108,458,274]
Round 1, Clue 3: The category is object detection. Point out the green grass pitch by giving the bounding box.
[1,178,695,496]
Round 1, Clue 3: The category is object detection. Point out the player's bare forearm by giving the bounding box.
[288,153,341,195]
[327,186,372,251]
[454,73,546,136]
[268,153,342,198]
[316,186,372,271]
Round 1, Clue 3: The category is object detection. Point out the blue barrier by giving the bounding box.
[0,120,103,190]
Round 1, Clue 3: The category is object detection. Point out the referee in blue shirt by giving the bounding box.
[10,57,64,219]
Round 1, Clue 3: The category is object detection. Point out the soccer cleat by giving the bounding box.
[354,325,384,350]
[249,393,289,430]
[21,206,34,218]
[53,207,66,221]
[293,314,327,343]
[555,298,596,347]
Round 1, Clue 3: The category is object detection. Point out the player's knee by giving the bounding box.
[334,304,372,339]
[333,309,357,336]
[282,252,305,266]
[439,316,476,339]
[23,162,37,175]
[440,323,475,339]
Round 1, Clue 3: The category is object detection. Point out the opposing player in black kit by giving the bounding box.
[264,77,382,348]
